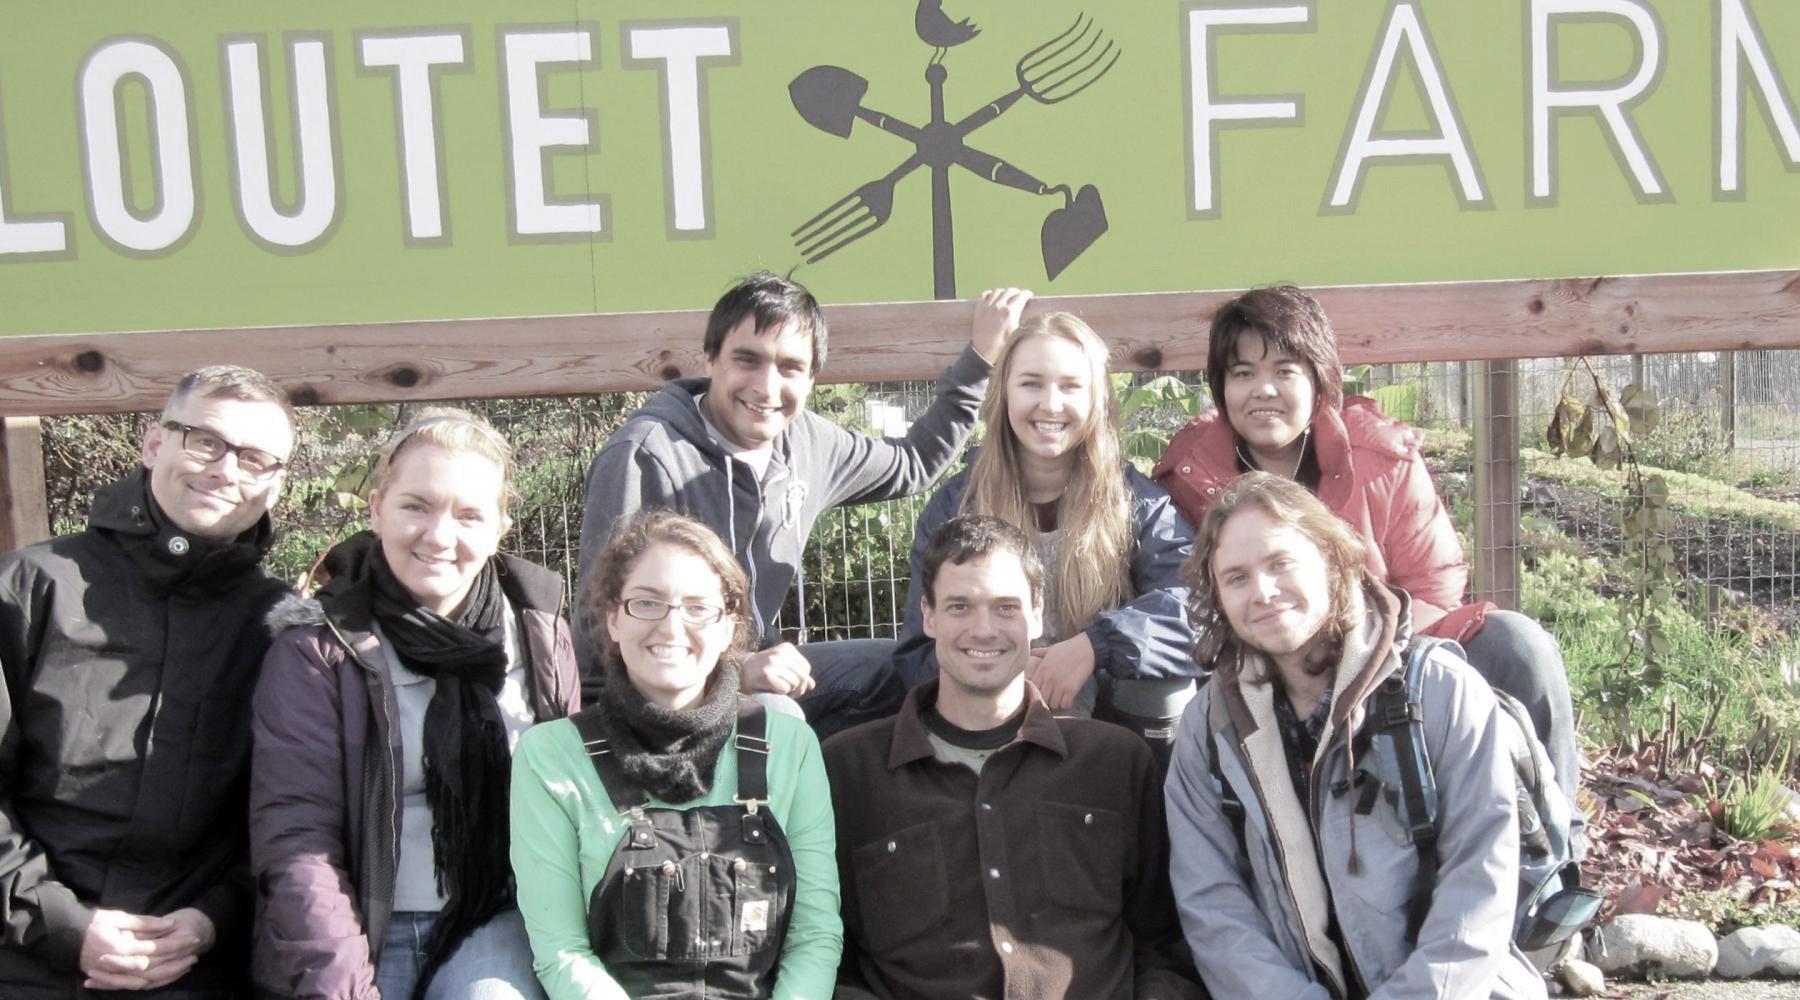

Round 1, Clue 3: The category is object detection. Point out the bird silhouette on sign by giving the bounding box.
[791,13,1118,298]
[916,0,978,64]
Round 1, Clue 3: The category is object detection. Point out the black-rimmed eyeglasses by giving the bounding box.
[162,421,287,481]
[620,597,728,626]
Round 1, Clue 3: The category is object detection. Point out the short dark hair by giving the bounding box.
[1183,472,1369,677]
[163,365,296,428]
[920,514,1045,609]
[703,271,828,375]
[1205,286,1343,417]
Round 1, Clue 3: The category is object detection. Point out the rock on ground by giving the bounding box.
[1592,915,1718,979]
[1715,925,1800,978]
[1558,958,1605,996]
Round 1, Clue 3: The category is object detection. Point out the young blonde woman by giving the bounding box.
[509,510,841,999]
[892,310,1200,761]
[250,409,580,999]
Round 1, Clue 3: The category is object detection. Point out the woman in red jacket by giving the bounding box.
[1153,285,1579,808]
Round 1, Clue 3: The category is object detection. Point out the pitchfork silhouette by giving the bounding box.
[790,14,1120,299]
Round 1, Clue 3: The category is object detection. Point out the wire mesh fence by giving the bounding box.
[35,351,1800,642]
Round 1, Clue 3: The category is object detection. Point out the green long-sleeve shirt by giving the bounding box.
[510,710,843,1000]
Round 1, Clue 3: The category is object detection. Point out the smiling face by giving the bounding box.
[1209,506,1333,676]
[368,443,511,616]
[922,550,1043,703]
[606,542,737,710]
[700,316,816,450]
[1003,334,1095,470]
[1221,332,1318,473]
[141,395,294,540]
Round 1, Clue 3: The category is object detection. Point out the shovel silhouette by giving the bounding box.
[1041,184,1107,280]
[790,66,919,141]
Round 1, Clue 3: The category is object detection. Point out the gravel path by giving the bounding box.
[1608,979,1800,998]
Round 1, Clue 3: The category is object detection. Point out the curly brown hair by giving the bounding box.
[581,509,755,668]
[1183,472,1370,680]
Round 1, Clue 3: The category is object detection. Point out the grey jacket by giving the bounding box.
[1164,585,1546,1000]
[574,346,992,684]
[892,461,1200,689]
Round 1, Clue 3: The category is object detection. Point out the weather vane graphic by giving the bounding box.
[788,7,1120,300]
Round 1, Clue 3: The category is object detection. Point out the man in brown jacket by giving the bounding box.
[823,515,1203,1000]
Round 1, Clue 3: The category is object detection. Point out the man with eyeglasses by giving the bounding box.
[0,366,296,999]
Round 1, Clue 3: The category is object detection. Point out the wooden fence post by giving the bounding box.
[1472,361,1521,610]
[1,417,50,553]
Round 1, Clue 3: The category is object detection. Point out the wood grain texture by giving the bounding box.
[1472,361,1522,610]
[0,270,1795,416]
[0,417,49,552]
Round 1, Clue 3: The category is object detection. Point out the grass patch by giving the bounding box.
[1523,447,1800,532]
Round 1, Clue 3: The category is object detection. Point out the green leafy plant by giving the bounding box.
[1113,374,1203,473]
[1545,365,1683,737]
[1694,762,1796,843]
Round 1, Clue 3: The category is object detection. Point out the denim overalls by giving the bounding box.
[574,701,796,999]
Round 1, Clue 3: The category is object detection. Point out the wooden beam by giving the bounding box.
[0,417,49,553]
[1471,361,1521,610]
[0,269,1795,416]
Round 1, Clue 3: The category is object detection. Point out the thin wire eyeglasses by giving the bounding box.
[161,420,287,481]
[620,597,729,626]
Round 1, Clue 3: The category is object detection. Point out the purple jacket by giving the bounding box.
[248,555,580,999]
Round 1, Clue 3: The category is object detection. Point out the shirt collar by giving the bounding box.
[886,678,1069,770]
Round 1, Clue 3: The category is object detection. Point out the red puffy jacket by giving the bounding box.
[1152,397,1489,641]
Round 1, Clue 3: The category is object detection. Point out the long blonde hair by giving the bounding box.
[961,312,1132,634]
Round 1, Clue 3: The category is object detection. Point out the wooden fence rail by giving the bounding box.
[2,268,1797,605]
[1,271,1796,416]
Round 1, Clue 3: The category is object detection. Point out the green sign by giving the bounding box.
[0,0,1795,336]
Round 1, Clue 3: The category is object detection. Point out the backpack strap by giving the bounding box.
[1373,638,1448,947]
[572,707,650,815]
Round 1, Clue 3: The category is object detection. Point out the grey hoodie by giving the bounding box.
[574,345,992,688]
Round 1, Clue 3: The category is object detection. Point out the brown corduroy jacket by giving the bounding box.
[823,680,1205,1000]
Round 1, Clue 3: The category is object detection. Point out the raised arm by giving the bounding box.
[820,290,1028,508]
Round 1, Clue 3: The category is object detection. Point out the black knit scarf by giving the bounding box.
[316,531,513,1000]
[597,655,741,803]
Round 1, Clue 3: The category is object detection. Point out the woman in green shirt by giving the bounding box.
[510,510,842,999]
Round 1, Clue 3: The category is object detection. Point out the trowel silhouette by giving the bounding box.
[1042,184,1107,281]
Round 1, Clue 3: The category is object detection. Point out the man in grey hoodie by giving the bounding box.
[576,272,1027,734]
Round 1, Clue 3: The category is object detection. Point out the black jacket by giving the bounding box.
[0,470,289,997]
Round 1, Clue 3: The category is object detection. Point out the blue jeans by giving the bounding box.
[1460,610,1583,847]
[375,908,545,1000]
[794,638,904,739]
